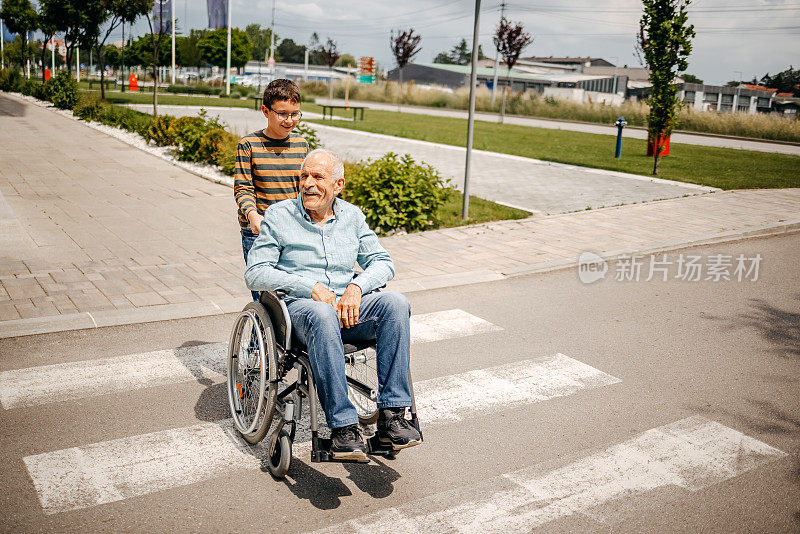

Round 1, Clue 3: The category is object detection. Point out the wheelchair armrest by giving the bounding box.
[258,291,292,351]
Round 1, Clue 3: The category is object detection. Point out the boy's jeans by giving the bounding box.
[286,291,412,429]
[241,229,260,302]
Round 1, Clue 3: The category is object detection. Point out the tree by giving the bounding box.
[681,73,702,84]
[0,0,38,76]
[129,34,169,67]
[198,28,250,70]
[319,37,340,100]
[244,23,275,62]
[94,0,150,98]
[37,0,67,81]
[145,0,169,117]
[390,28,421,111]
[334,53,356,68]
[493,17,532,122]
[761,67,800,96]
[637,0,694,175]
[61,0,106,72]
[433,51,455,64]
[276,38,305,63]
[307,32,325,65]
[176,30,205,68]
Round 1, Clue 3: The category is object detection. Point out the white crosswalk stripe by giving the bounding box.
[0,309,501,410]
[23,353,619,515]
[309,415,787,533]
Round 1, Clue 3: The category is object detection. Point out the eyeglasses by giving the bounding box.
[268,107,302,121]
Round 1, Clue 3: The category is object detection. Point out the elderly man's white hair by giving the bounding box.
[302,148,345,181]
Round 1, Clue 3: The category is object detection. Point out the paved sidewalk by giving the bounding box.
[315,97,800,156]
[1,93,799,338]
[127,104,716,214]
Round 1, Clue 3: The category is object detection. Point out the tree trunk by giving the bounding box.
[328,67,333,101]
[152,49,159,117]
[98,46,106,99]
[40,38,50,82]
[652,136,661,175]
[398,67,403,113]
[499,86,508,124]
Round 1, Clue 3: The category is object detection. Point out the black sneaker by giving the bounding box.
[330,424,367,460]
[377,408,422,450]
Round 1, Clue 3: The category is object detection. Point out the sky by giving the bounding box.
[99,0,800,85]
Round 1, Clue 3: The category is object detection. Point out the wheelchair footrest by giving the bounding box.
[365,435,402,457]
[311,438,370,463]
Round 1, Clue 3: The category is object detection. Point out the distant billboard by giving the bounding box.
[152,0,172,33]
[207,0,227,29]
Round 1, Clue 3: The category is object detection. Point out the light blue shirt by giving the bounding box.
[244,196,395,300]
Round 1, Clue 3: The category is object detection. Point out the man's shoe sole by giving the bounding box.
[378,436,422,451]
[331,449,368,461]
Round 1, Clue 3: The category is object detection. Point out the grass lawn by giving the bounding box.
[306,109,800,190]
[84,89,258,109]
[437,190,530,229]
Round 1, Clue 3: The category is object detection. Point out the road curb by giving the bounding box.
[2,221,797,338]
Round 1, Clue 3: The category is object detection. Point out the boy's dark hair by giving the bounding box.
[263,79,301,107]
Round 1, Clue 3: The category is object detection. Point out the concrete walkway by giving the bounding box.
[315,97,800,156]
[1,92,799,338]
[127,104,716,215]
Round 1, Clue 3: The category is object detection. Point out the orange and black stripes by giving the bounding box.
[234,130,309,230]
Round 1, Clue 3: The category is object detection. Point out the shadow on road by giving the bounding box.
[0,94,26,117]
[732,295,799,359]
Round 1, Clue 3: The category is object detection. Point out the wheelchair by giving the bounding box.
[226,291,422,478]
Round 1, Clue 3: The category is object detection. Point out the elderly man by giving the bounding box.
[244,148,421,460]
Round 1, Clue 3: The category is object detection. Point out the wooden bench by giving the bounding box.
[321,104,366,121]
[251,96,263,110]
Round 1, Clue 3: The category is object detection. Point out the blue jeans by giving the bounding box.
[241,229,260,302]
[287,291,412,429]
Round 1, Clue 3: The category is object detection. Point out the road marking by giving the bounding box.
[24,353,616,514]
[0,309,500,410]
[310,416,787,533]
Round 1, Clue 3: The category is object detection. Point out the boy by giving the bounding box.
[234,79,308,300]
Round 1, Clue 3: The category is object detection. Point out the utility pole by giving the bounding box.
[490,1,505,104]
[50,37,54,73]
[1,19,4,70]
[171,0,175,84]
[734,70,742,112]
[225,0,231,95]
[269,0,276,67]
[462,0,482,219]
[76,46,79,81]
[121,22,126,91]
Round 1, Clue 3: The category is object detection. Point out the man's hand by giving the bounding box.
[311,283,337,310]
[247,211,263,235]
[337,284,362,329]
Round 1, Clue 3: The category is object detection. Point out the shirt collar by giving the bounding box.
[295,195,340,223]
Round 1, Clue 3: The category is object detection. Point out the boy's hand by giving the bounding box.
[247,211,263,235]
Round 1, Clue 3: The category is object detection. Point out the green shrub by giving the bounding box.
[48,71,79,109]
[97,105,155,137]
[72,93,107,121]
[0,68,23,92]
[19,79,42,97]
[197,127,237,163]
[215,134,238,175]
[294,122,321,150]
[144,114,177,146]
[342,153,450,234]
[33,80,51,101]
[166,83,220,95]
[168,115,208,161]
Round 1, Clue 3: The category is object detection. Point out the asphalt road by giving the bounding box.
[1,232,798,533]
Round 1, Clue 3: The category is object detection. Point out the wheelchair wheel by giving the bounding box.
[345,348,380,426]
[227,302,278,444]
[267,429,292,478]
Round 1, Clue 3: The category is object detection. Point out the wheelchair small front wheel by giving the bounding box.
[227,302,279,444]
[268,429,292,478]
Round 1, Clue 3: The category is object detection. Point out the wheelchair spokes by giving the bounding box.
[345,348,380,426]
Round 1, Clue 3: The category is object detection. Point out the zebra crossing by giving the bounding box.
[1,307,788,529]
